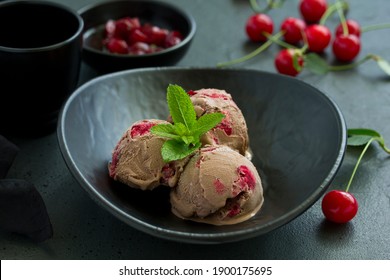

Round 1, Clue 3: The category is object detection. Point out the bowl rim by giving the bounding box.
[0,0,84,53]
[58,66,347,244]
[78,0,197,58]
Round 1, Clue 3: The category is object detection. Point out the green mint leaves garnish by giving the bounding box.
[151,84,225,162]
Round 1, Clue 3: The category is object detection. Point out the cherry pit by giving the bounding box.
[102,16,183,55]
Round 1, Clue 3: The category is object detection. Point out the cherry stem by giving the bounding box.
[345,138,374,193]
[216,31,284,67]
[376,136,390,154]
[264,32,296,50]
[328,54,374,71]
[249,0,261,13]
[336,0,349,36]
[362,23,390,33]
[319,0,349,25]
[263,32,309,58]
[249,0,285,13]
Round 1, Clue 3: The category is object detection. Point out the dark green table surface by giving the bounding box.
[1,0,390,259]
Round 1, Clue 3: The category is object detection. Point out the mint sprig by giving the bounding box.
[151,84,225,162]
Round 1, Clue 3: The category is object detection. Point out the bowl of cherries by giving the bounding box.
[78,0,196,73]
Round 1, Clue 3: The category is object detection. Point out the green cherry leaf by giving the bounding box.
[167,84,196,130]
[343,127,390,193]
[161,140,201,162]
[347,128,390,154]
[304,53,330,75]
[347,128,381,146]
[372,55,390,76]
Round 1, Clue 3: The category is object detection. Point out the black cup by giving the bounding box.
[0,1,84,137]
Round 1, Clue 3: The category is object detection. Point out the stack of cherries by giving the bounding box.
[103,16,183,55]
[245,0,362,76]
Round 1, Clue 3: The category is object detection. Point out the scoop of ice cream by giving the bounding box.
[188,88,249,156]
[170,145,264,225]
[108,119,188,190]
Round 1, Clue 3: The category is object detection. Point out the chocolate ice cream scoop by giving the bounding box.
[188,88,249,157]
[170,145,264,225]
[108,119,188,190]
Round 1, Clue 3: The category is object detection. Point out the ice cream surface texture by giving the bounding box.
[108,85,264,225]
[188,88,249,156]
[170,145,264,225]
[108,119,188,191]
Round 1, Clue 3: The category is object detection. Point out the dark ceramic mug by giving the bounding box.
[0,0,84,136]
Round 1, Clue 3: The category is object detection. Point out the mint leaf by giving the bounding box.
[167,84,196,131]
[150,123,181,140]
[173,122,188,136]
[150,84,224,162]
[193,112,225,138]
[161,140,201,162]
[181,135,196,145]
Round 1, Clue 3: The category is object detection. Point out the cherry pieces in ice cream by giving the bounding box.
[170,145,264,225]
[108,87,265,225]
[189,88,250,157]
[108,119,188,190]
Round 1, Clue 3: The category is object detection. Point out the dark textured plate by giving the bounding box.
[57,67,346,244]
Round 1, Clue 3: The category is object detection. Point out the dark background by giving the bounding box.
[1,0,390,259]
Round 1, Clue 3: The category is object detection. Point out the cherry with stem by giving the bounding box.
[322,128,390,223]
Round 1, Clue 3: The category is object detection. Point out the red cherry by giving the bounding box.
[105,20,116,38]
[305,24,331,53]
[332,34,361,62]
[128,28,149,44]
[142,24,168,46]
[335,19,362,37]
[245,13,274,42]
[280,17,307,45]
[164,31,183,48]
[128,42,151,55]
[105,38,129,54]
[299,0,328,23]
[322,190,358,223]
[102,16,183,55]
[114,17,141,39]
[274,48,304,77]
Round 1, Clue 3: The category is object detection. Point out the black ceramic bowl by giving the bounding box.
[0,0,83,136]
[78,0,196,73]
[58,67,347,244]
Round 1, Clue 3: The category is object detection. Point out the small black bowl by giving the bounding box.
[78,0,196,74]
